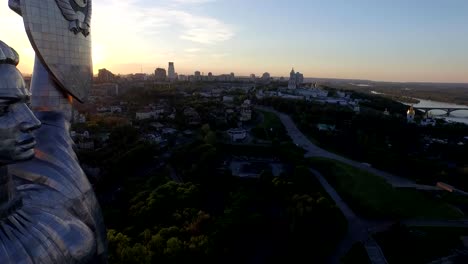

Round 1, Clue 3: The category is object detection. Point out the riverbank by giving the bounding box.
[409,98,468,125]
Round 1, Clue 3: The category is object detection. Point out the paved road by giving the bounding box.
[256,106,395,263]
[312,169,388,264]
[256,106,440,190]
[255,106,468,263]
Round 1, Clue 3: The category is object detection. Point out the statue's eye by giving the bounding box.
[0,105,10,116]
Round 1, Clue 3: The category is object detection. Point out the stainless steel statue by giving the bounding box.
[9,0,93,102]
[0,0,107,263]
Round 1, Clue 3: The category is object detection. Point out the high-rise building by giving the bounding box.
[250,74,256,82]
[193,71,201,81]
[155,68,167,81]
[168,62,176,81]
[178,74,188,81]
[296,72,304,86]
[97,68,115,83]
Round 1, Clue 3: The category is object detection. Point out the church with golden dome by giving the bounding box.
[407,105,416,122]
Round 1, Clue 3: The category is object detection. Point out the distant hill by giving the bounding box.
[304,78,468,89]
[303,78,468,105]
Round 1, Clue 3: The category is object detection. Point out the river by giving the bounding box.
[371,91,468,124]
[412,98,468,125]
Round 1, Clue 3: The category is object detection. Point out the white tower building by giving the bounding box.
[288,68,297,89]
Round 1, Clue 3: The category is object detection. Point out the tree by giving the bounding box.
[204,131,216,145]
[107,230,151,264]
[164,237,184,256]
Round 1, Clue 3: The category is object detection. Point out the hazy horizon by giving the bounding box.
[2,0,468,83]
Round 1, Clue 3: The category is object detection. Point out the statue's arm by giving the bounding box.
[8,0,73,120]
[30,57,73,121]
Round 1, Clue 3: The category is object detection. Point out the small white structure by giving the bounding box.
[336,91,346,98]
[384,108,390,116]
[110,106,122,113]
[317,124,336,132]
[136,111,157,120]
[77,141,94,150]
[97,107,109,113]
[223,96,234,103]
[353,103,360,113]
[227,128,247,142]
[150,122,165,130]
[297,88,328,99]
[420,112,436,126]
[154,107,165,115]
[144,133,163,143]
[421,118,436,127]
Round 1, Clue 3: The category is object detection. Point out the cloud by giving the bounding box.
[211,53,229,59]
[94,0,233,45]
[173,0,216,3]
[1,0,234,74]
[168,10,234,44]
[185,48,202,53]
[0,8,35,74]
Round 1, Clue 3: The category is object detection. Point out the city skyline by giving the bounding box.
[2,0,468,83]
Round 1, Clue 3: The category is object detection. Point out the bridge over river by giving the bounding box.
[414,107,468,116]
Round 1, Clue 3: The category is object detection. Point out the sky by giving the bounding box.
[1,0,468,82]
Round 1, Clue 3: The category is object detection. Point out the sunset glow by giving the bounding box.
[2,0,468,82]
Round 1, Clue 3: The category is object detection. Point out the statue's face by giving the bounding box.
[0,94,41,165]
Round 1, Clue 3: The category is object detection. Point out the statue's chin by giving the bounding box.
[13,149,36,162]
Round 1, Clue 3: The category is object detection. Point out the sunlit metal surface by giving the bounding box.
[17,0,93,102]
[1,4,106,262]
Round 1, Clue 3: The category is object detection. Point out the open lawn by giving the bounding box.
[252,111,289,141]
[309,158,463,220]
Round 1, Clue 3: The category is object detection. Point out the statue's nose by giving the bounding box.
[19,105,42,132]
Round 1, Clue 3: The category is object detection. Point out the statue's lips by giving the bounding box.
[16,136,37,151]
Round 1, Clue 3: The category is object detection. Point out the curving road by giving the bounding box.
[256,106,396,264]
[311,169,388,264]
[255,106,468,264]
[255,106,439,190]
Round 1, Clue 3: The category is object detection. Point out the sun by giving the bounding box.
[92,43,106,74]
